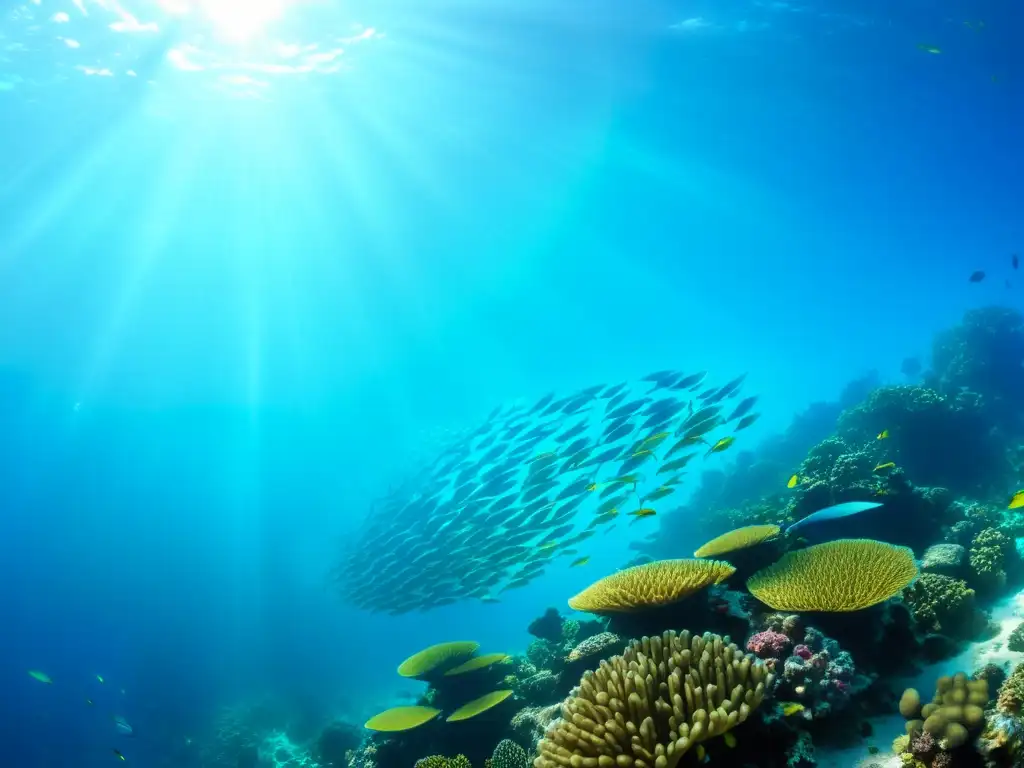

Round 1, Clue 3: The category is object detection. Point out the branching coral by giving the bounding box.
[414,755,472,768]
[535,630,772,768]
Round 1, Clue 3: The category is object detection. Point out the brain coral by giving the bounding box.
[746,539,918,612]
[568,559,735,614]
[535,630,772,768]
[693,525,781,558]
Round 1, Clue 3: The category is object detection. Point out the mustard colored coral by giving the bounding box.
[364,705,441,732]
[568,558,735,614]
[397,642,479,678]
[445,690,513,722]
[746,539,918,612]
[534,630,773,768]
[694,525,781,558]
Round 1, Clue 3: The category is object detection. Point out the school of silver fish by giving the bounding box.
[333,369,759,614]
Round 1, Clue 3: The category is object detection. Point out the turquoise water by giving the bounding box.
[0,0,1021,765]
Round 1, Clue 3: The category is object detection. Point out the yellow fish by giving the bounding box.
[28,670,52,684]
[1009,490,1024,510]
[538,541,557,551]
[706,436,735,455]
[781,701,805,717]
[570,556,590,567]
[787,474,799,489]
[877,429,889,440]
[613,474,640,485]
[873,462,895,472]
[628,507,657,518]
[585,483,600,492]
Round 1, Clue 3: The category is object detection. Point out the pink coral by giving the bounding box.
[793,644,812,660]
[746,630,792,659]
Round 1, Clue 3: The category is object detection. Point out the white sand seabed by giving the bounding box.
[817,587,1024,768]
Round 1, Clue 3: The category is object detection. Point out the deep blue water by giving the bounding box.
[0,0,1021,765]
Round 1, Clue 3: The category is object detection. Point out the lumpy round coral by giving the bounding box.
[746,539,918,612]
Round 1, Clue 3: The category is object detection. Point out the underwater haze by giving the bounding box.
[1,0,1022,766]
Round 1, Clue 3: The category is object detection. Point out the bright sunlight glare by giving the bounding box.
[190,0,293,42]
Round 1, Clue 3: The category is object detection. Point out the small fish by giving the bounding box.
[1009,490,1024,510]
[28,670,52,684]
[786,474,799,489]
[657,455,697,474]
[113,715,134,736]
[917,43,941,54]
[96,674,105,683]
[876,429,889,440]
[86,699,94,706]
[781,702,805,717]
[705,436,735,455]
[113,749,126,761]
[787,501,884,534]
[969,270,985,282]
[734,412,760,431]
[873,461,895,472]
[570,556,590,567]
[643,486,675,502]
[627,507,657,518]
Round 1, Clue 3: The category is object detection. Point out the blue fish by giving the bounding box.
[113,715,134,737]
[786,502,884,534]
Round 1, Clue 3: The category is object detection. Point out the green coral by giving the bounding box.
[414,756,472,768]
[999,664,1024,714]
[1009,622,1024,653]
[490,740,529,768]
[970,527,1013,591]
[902,573,978,637]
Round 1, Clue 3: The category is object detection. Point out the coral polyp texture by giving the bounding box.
[746,538,918,612]
[567,559,735,614]
[534,630,772,768]
[693,525,781,558]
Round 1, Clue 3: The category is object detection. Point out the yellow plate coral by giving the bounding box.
[364,705,441,731]
[445,690,513,722]
[397,641,480,678]
[568,558,735,614]
[746,538,918,612]
[443,653,509,676]
[694,525,781,558]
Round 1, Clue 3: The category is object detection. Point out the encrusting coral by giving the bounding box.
[746,539,918,612]
[534,630,772,768]
[901,573,980,638]
[568,559,735,614]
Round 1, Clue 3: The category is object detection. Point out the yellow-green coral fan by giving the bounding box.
[397,641,480,678]
[694,525,781,558]
[444,653,509,676]
[746,539,917,612]
[568,559,735,614]
[535,630,772,768]
[446,690,513,722]
[364,705,441,731]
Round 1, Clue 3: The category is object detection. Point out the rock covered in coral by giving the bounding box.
[527,608,563,643]
[921,543,967,577]
[312,721,360,767]
[902,572,985,640]
[970,527,1019,593]
[746,630,793,659]
[413,755,471,768]
[508,704,560,750]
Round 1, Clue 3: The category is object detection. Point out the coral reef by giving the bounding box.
[568,558,735,613]
[902,573,985,640]
[894,673,989,767]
